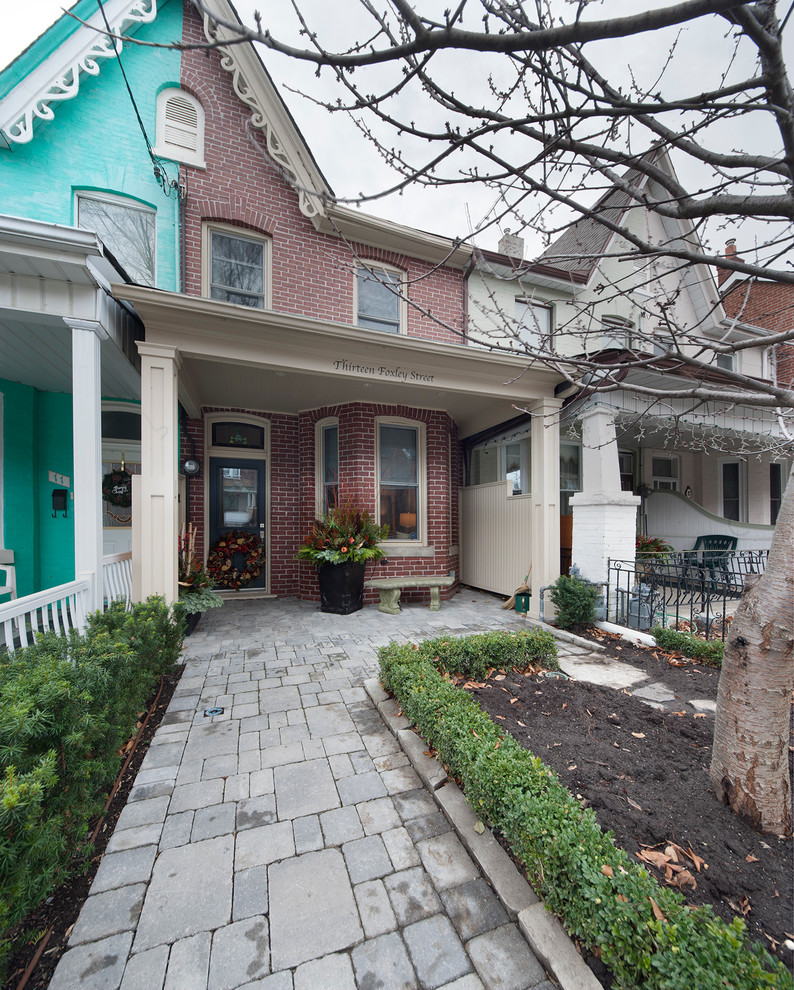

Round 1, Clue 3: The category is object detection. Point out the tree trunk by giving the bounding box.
[709,466,794,836]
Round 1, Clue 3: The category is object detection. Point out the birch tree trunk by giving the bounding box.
[709,466,794,836]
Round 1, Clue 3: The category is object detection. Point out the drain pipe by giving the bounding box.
[538,585,552,622]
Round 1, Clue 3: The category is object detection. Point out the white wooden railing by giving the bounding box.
[0,579,91,654]
[0,552,133,654]
[103,551,133,608]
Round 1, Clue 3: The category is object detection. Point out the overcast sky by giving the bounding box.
[1,1,790,259]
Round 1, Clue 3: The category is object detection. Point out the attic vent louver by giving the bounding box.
[165,96,198,151]
[155,88,205,167]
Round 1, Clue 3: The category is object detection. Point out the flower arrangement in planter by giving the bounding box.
[178,524,223,632]
[297,501,388,614]
[635,534,675,560]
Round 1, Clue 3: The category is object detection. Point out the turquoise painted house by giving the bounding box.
[0,0,187,602]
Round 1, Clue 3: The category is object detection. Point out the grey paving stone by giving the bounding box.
[133,766,178,786]
[165,932,211,990]
[320,805,364,846]
[342,833,393,884]
[274,759,340,819]
[403,914,472,989]
[92,845,157,893]
[182,720,239,763]
[349,750,376,774]
[384,867,443,925]
[269,849,362,970]
[351,932,416,990]
[336,770,388,806]
[440,975,486,990]
[323,731,365,756]
[328,753,355,779]
[417,832,481,892]
[293,814,323,853]
[354,879,398,937]
[293,951,356,990]
[239,749,262,773]
[69,884,146,946]
[259,686,302,714]
[249,768,275,797]
[134,836,234,951]
[159,810,194,850]
[405,811,452,843]
[170,778,225,815]
[119,944,169,990]
[208,916,270,990]
[237,794,277,830]
[305,703,356,738]
[192,801,237,841]
[382,826,422,870]
[234,865,269,921]
[361,730,401,758]
[115,796,170,832]
[140,742,186,771]
[301,738,326,760]
[106,823,163,854]
[358,796,401,835]
[175,758,203,786]
[440,880,509,941]
[467,924,547,990]
[260,742,306,769]
[128,780,174,803]
[381,765,423,795]
[225,773,250,802]
[236,820,295,870]
[373,751,411,772]
[203,753,240,780]
[49,932,133,990]
[236,972,293,990]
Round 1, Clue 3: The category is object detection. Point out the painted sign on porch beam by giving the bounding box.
[332,359,436,384]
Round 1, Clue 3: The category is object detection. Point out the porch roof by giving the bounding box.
[114,284,565,438]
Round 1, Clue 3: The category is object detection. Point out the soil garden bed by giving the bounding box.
[462,628,793,971]
[2,665,183,990]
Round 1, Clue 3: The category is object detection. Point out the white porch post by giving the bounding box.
[136,343,180,602]
[529,397,561,620]
[66,318,107,613]
[570,405,640,592]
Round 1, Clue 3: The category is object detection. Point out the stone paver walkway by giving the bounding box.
[50,591,569,990]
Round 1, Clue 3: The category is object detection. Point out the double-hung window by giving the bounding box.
[652,456,679,491]
[316,420,339,513]
[515,299,551,350]
[378,422,422,539]
[206,225,268,308]
[357,265,402,333]
[76,192,156,286]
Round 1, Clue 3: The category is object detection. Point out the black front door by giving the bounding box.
[209,458,266,590]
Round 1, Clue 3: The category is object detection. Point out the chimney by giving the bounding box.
[498,229,525,261]
[725,238,737,258]
[718,238,742,285]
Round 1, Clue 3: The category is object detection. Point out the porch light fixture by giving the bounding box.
[183,459,201,476]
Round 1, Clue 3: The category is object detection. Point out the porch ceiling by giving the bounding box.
[115,284,565,437]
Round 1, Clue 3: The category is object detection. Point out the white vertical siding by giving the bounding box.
[460,481,532,596]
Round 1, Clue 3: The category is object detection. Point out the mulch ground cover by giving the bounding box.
[3,664,183,990]
[462,627,793,973]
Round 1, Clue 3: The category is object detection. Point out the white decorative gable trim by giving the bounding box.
[1,0,157,147]
[201,2,328,222]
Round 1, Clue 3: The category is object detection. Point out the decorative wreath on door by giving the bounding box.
[102,469,132,508]
[206,531,265,590]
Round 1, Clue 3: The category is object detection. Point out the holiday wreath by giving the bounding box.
[206,530,265,590]
[102,469,132,508]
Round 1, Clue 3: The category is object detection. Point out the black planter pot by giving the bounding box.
[317,562,366,614]
[184,610,202,636]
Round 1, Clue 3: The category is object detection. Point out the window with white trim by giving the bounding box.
[470,432,531,495]
[378,421,423,540]
[204,224,269,308]
[76,192,156,286]
[154,88,205,167]
[515,299,551,350]
[357,265,403,333]
[720,459,744,521]
[652,456,679,491]
[559,442,581,513]
[601,316,632,349]
[716,352,735,372]
[770,461,785,525]
[316,419,339,513]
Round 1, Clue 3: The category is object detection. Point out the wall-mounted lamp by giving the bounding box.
[182,459,201,477]
[52,488,68,518]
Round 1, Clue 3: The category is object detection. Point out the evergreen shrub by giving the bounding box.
[548,574,600,630]
[652,626,724,666]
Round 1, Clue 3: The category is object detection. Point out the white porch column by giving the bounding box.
[529,397,562,620]
[136,343,180,602]
[570,405,640,591]
[67,318,107,613]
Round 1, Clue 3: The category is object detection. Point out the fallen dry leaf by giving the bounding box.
[509,698,519,704]
[649,897,667,922]
[601,864,614,877]
[693,713,707,718]
[638,849,670,870]
[473,821,485,834]
[516,720,526,727]
[494,674,506,681]
[631,732,646,739]
[746,854,760,864]
[669,868,697,890]
[688,848,708,872]
[494,715,505,720]
[668,659,688,667]
[616,893,628,903]
[627,797,643,811]
[673,711,687,716]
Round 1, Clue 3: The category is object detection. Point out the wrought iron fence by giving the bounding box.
[606,549,769,641]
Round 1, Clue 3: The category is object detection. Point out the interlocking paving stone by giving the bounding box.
[293,814,324,853]
[92,845,157,893]
[139,742,186,771]
[417,832,481,891]
[354,879,398,937]
[382,826,422,870]
[467,924,548,990]
[128,780,174,803]
[170,779,225,815]
[119,944,169,990]
[106,823,163,854]
[305,702,357,738]
[392,787,439,822]
[181,720,239,763]
[293,951,356,990]
[442,975,486,989]
[159,809,194,850]
[320,805,364,846]
[192,801,237,841]
[384,866,443,925]
[274,758,340,819]
[233,865,269,921]
[336,769,388,806]
[403,913,472,988]
[260,742,306,769]
[134,836,233,951]
[208,916,270,990]
[68,884,146,946]
[342,833,393,884]
[351,932,417,990]
[268,849,362,970]
[237,794,277,830]
[357,796,402,834]
[440,879,510,941]
[202,753,240,779]
[114,796,170,832]
[236,820,295,870]
[164,932,211,990]
[259,686,302,714]
[49,933,133,990]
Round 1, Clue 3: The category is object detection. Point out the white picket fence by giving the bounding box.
[0,552,133,654]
